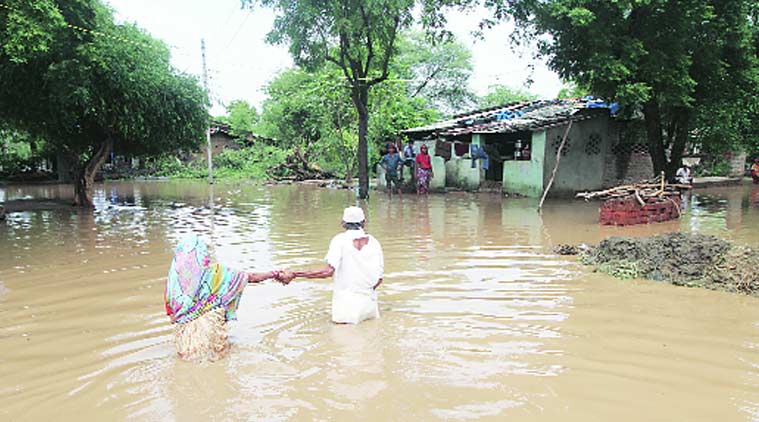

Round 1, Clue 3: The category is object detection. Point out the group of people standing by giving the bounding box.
[379,140,434,197]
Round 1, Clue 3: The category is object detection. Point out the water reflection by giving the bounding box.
[0,180,758,421]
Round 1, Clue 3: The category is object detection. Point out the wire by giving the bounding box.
[221,12,250,53]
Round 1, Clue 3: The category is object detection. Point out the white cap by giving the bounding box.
[342,206,365,223]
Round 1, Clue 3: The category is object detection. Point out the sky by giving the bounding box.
[107,0,563,116]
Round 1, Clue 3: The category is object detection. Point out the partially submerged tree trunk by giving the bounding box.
[642,98,667,176]
[643,99,691,179]
[666,110,690,177]
[73,138,113,207]
[352,83,370,199]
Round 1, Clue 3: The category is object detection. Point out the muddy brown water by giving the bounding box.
[1,181,758,421]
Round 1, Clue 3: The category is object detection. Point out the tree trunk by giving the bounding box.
[666,110,690,177]
[642,98,667,176]
[73,138,113,207]
[351,83,370,199]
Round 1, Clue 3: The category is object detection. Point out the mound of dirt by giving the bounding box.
[580,233,758,297]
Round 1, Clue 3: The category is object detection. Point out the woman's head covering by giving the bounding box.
[165,234,247,324]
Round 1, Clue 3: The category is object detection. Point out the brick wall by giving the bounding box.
[601,121,654,187]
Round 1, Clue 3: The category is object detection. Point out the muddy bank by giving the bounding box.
[567,233,759,297]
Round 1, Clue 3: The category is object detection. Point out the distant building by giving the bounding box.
[393,97,654,197]
[199,121,276,158]
[209,121,239,155]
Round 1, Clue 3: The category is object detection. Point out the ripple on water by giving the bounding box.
[1,181,759,421]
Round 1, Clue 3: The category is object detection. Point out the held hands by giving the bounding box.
[246,270,295,285]
[271,269,296,285]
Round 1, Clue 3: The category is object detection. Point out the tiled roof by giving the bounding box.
[404,97,618,136]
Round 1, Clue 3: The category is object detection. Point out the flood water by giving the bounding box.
[1,180,759,421]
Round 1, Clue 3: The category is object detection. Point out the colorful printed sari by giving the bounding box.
[416,167,432,194]
[165,235,247,325]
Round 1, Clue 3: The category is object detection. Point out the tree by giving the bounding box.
[556,81,590,100]
[392,32,476,115]
[478,84,536,108]
[256,63,439,179]
[245,0,455,198]
[223,100,259,137]
[481,0,759,177]
[0,0,207,206]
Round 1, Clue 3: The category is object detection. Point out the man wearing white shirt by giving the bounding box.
[675,164,693,185]
[290,206,384,324]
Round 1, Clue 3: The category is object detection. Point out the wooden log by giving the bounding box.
[539,120,574,209]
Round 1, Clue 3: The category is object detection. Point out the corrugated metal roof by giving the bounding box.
[404,97,617,136]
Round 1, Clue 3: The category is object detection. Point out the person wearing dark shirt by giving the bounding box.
[380,144,403,198]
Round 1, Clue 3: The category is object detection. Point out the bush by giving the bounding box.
[148,145,289,180]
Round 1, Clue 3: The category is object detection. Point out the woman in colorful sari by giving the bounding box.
[165,234,287,362]
[414,144,434,196]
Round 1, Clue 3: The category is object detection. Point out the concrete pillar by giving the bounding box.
[727,150,747,177]
[430,157,446,191]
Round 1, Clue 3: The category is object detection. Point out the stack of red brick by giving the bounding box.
[599,195,682,226]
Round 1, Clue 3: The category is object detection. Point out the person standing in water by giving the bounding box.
[414,144,433,196]
[164,234,288,362]
[675,164,693,185]
[751,158,759,184]
[289,206,384,324]
[380,143,403,198]
[402,139,416,182]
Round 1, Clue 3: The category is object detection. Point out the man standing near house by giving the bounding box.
[402,139,416,182]
[380,143,403,198]
[289,207,384,324]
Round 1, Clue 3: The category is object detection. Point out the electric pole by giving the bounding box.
[201,38,213,184]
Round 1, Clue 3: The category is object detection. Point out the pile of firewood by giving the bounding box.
[576,176,691,205]
[266,148,335,181]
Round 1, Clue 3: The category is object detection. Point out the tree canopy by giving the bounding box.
[0,0,208,205]
[245,0,460,198]
[479,0,759,175]
[392,32,475,115]
[219,100,259,138]
[478,84,537,108]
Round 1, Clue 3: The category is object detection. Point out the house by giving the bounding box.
[209,121,239,155]
[392,97,654,197]
[197,121,276,158]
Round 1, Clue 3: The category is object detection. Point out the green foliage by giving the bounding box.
[212,146,288,179]
[0,0,66,63]
[0,129,32,175]
[478,0,759,176]
[695,156,731,177]
[556,81,590,100]
[223,100,259,137]
[392,32,476,115]
[255,48,445,178]
[479,84,537,108]
[368,81,440,149]
[151,146,288,180]
[597,260,640,280]
[0,0,207,203]
[245,0,459,197]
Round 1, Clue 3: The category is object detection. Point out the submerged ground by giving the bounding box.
[0,180,758,421]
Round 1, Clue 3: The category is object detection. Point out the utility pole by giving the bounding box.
[201,38,213,184]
